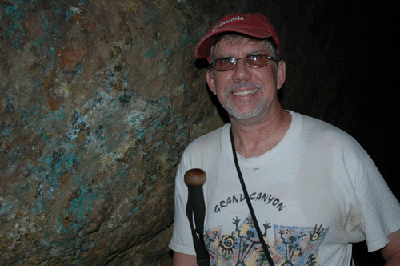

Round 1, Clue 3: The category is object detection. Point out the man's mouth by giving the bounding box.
[232,88,258,96]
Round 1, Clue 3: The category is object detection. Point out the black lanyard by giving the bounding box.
[230,127,275,266]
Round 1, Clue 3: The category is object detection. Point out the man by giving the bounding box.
[169,13,400,265]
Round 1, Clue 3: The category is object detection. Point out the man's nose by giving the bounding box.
[232,58,251,82]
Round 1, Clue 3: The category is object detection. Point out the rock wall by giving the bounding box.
[1,0,226,265]
[1,0,398,265]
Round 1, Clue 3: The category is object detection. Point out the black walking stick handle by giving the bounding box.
[185,168,210,266]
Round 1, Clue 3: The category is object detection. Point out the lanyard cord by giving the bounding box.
[230,128,275,266]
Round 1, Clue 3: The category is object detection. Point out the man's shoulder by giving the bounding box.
[297,112,366,156]
[300,113,355,141]
[180,124,228,168]
[185,124,228,153]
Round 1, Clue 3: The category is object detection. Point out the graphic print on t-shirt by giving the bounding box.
[204,215,328,266]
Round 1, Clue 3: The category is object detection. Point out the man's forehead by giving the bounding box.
[214,36,269,55]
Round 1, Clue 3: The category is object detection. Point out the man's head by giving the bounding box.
[195,13,281,62]
[209,34,280,78]
[195,14,286,122]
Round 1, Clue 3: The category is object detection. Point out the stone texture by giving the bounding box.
[1,0,399,265]
[0,0,224,265]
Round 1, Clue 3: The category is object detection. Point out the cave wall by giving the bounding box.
[1,0,227,265]
[1,0,399,265]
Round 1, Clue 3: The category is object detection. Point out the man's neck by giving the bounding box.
[230,108,292,158]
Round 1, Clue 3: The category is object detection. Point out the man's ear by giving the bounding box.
[206,69,217,95]
[277,60,286,90]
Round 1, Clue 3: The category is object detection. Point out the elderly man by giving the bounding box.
[169,13,400,265]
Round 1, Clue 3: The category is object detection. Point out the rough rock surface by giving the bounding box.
[1,0,399,265]
[1,0,225,265]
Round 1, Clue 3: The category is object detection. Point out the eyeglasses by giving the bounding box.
[209,54,278,71]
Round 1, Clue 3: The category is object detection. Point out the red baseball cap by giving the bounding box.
[195,13,281,60]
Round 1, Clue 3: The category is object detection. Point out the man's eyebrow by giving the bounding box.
[215,49,268,58]
[214,54,233,58]
[247,49,267,54]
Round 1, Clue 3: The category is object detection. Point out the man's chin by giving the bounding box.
[227,108,263,120]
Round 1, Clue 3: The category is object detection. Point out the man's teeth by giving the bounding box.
[233,89,258,96]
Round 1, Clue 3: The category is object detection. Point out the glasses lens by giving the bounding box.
[214,58,235,71]
[246,54,269,67]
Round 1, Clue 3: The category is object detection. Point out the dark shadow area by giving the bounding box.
[195,58,209,70]
[353,241,385,266]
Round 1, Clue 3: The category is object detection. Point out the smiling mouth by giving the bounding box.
[232,88,258,96]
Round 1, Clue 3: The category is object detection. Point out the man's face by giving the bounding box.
[206,36,286,121]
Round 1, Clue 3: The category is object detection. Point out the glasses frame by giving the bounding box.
[209,54,278,71]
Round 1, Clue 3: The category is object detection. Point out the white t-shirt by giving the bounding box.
[169,112,400,265]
